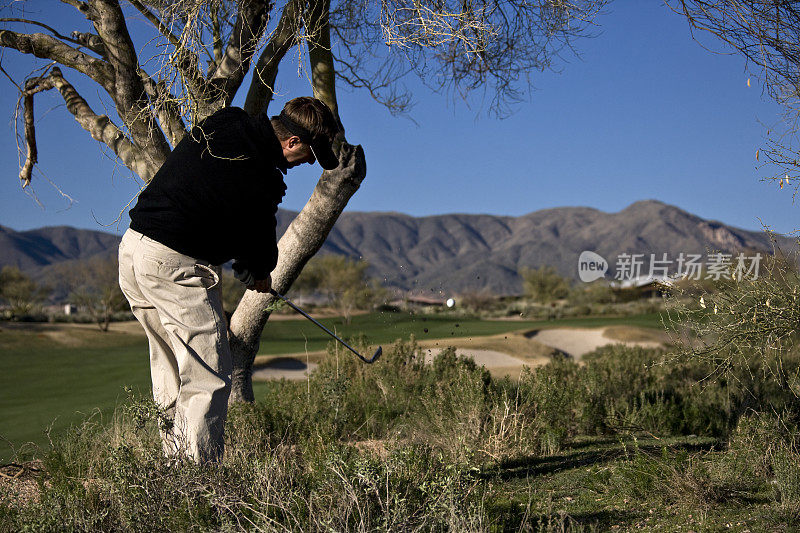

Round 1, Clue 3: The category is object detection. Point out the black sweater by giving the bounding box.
[129,107,287,279]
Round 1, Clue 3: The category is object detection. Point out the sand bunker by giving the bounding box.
[528,328,663,360]
[252,357,318,381]
[423,348,527,367]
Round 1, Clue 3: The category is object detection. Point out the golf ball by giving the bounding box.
[446,298,455,308]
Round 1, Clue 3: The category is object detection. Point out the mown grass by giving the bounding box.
[3,339,799,531]
[0,331,151,462]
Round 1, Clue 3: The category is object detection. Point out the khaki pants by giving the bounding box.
[118,228,231,463]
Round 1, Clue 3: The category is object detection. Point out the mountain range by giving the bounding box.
[1,200,795,295]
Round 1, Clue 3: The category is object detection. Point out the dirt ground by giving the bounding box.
[0,461,42,507]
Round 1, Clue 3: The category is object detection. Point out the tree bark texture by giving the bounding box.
[228,139,366,403]
[89,0,171,170]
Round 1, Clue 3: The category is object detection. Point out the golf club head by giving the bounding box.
[367,346,382,363]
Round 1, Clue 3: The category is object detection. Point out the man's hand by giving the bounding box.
[248,275,272,293]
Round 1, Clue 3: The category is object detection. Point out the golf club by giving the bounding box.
[269,289,382,364]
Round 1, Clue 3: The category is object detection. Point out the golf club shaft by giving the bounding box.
[269,289,373,363]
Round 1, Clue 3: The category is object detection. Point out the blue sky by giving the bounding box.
[0,1,795,235]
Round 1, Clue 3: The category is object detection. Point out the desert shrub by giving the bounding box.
[250,337,501,463]
[403,349,492,462]
[771,443,800,506]
[519,265,571,303]
[256,339,800,462]
[3,390,492,532]
[12,333,800,530]
[581,345,732,436]
[727,411,800,507]
[301,442,484,531]
[514,358,587,454]
[569,280,617,305]
[0,266,50,318]
[590,412,800,512]
[665,250,800,417]
[499,297,669,320]
[579,343,800,438]
[292,255,389,324]
[508,344,731,447]
[589,441,757,509]
[458,290,500,313]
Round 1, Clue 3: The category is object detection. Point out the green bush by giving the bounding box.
[514,358,586,454]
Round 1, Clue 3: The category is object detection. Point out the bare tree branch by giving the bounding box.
[19,67,156,185]
[59,0,97,20]
[330,0,607,117]
[127,0,212,111]
[243,0,303,116]
[0,29,113,87]
[19,86,38,188]
[139,70,188,146]
[667,1,800,192]
[127,0,183,49]
[333,53,413,116]
[70,30,106,56]
[0,18,86,47]
[307,0,341,124]
[207,0,270,108]
[210,4,223,67]
[89,0,170,172]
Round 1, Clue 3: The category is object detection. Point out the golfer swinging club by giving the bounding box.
[118,97,340,463]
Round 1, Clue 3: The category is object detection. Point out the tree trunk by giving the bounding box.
[102,305,111,332]
[227,139,367,403]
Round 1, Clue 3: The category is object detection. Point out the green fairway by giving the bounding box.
[0,311,665,462]
[0,329,151,462]
[257,311,665,355]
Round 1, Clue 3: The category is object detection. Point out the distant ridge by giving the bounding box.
[0,224,121,270]
[2,200,795,295]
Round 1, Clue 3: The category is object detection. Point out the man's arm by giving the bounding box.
[232,175,284,288]
[250,275,272,293]
[233,265,271,293]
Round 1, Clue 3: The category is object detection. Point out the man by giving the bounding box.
[118,97,340,463]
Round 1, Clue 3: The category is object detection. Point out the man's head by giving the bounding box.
[271,97,340,170]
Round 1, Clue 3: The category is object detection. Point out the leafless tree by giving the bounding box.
[667,1,800,199]
[1,0,607,402]
[57,255,127,331]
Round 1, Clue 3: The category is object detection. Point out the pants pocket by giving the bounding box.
[194,263,220,290]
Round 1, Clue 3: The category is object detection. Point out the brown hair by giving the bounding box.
[271,97,339,141]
